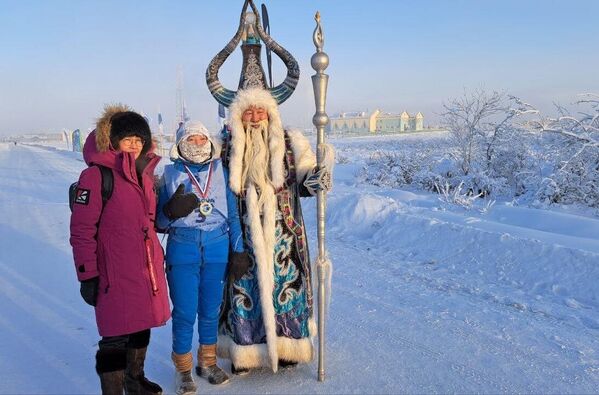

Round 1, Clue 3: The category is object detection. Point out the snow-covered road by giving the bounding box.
[1,142,598,394]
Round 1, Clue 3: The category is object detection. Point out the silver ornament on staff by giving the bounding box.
[311,11,331,383]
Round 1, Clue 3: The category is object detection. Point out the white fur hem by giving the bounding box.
[217,330,315,372]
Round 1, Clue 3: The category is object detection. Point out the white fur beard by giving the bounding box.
[242,120,271,207]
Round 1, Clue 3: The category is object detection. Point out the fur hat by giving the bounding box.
[95,104,152,154]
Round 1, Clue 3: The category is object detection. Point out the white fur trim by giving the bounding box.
[309,317,317,337]
[286,129,317,182]
[227,88,285,194]
[277,334,314,363]
[244,183,279,371]
[217,334,314,371]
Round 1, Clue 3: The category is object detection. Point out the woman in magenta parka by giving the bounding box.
[70,104,170,394]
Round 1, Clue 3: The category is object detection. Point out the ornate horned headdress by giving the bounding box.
[205,0,300,107]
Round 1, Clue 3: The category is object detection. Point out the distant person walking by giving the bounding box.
[70,104,170,394]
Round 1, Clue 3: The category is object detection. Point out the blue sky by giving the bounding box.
[1,0,598,135]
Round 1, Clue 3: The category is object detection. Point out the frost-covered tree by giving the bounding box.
[482,96,537,171]
[527,94,599,208]
[440,90,538,197]
[441,89,505,176]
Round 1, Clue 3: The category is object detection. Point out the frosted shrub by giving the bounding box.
[536,178,562,204]
[360,149,432,188]
[436,181,483,209]
[357,92,598,214]
[413,168,447,193]
[336,153,350,164]
[528,95,599,209]
[536,156,599,207]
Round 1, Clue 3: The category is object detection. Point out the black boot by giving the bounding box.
[124,347,162,395]
[278,359,298,369]
[96,349,127,395]
[230,363,250,376]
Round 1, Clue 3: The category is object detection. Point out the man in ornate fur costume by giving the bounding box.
[205,1,333,374]
[219,88,332,374]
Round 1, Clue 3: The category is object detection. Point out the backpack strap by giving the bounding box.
[97,165,113,207]
[69,165,114,213]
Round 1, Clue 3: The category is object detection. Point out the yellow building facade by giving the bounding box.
[328,110,424,134]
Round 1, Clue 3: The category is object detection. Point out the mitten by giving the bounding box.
[80,277,100,306]
[228,251,251,281]
[303,166,332,195]
[163,184,199,220]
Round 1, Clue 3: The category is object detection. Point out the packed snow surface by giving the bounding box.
[1,136,598,394]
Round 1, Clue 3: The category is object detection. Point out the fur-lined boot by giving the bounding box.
[124,347,162,395]
[96,348,126,395]
[195,344,230,385]
[172,352,197,395]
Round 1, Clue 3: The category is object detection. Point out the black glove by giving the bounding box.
[228,251,251,281]
[163,184,199,220]
[80,277,100,306]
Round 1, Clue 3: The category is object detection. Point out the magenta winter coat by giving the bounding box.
[70,132,170,337]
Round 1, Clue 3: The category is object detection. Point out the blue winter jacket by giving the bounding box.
[156,158,244,254]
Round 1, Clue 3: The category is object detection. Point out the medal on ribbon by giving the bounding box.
[199,200,213,216]
[184,163,213,219]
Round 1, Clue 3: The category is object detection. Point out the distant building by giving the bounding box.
[1,132,65,143]
[327,109,424,134]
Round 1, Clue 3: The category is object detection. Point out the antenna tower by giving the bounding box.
[175,66,185,126]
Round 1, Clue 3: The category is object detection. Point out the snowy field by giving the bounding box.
[1,136,599,394]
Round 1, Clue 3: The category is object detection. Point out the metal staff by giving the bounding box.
[311,11,330,382]
[261,3,273,88]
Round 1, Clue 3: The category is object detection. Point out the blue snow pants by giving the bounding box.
[165,225,229,354]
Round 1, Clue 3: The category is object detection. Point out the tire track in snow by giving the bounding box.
[331,237,599,391]
[0,260,92,321]
[333,274,510,393]
[0,259,174,370]
[0,312,92,393]
[0,272,98,343]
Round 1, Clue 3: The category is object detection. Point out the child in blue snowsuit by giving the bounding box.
[156,121,248,393]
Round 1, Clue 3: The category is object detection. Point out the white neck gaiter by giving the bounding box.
[178,141,212,164]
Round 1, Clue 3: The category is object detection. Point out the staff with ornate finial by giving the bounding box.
[311,11,331,382]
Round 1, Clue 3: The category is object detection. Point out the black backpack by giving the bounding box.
[69,165,114,212]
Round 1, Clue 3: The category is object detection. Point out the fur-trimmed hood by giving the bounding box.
[84,104,159,171]
[94,103,131,153]
[227,88,286,194]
